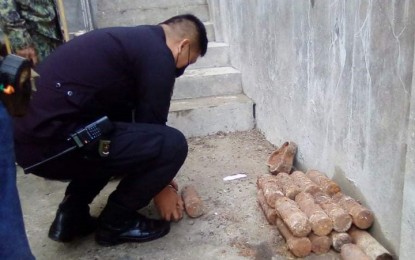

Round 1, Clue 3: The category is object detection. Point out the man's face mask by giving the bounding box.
[175,66,187,77]
[175,44,191,78]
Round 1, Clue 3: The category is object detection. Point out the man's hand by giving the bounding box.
[169,179,179,191]
[16,46,38,65]
[154,184,184,222]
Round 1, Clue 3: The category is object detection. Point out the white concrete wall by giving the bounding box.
[209,0,415,257]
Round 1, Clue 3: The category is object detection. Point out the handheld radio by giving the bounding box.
[24,116,114,172]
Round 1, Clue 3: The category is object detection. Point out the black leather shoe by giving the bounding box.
[48,207,97,242]
[95,200,170,246]
[95,213,170,246]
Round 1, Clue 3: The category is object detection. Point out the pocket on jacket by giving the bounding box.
[64,89,91,109]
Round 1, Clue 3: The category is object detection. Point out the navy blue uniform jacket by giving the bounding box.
[14,25,177,145]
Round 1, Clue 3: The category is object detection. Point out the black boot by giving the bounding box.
[48,196,97,242]
[95,200,170,246]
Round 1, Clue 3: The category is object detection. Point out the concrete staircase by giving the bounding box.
[95,0,255,137]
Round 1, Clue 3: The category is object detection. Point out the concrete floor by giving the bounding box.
[17,130,341,260]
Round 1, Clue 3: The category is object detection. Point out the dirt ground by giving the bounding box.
[17,130,341,260]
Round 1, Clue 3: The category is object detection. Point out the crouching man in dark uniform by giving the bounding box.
[13,14,208,246]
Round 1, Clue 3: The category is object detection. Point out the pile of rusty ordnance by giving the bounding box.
[257,141,393,259]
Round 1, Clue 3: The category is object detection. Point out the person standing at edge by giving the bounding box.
[0,53,35,259]
[13,14,208,246]
[0,0,64,65]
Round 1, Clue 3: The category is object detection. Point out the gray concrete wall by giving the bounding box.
[401,60,415,259]
[209,0,415,257]
[62,0,94,37]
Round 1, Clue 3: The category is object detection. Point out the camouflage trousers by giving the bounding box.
[1,30,62,62]
[30,32,62,62]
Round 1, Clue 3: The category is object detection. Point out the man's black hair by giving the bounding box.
[161,14,208,57]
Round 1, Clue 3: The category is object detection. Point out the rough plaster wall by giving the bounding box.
[62,1,92,33]
[210,0,415,256]
[400,64,415,258]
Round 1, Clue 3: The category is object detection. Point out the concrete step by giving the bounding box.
[99,0,208,10]
[96,19,214,42]
[168,94,255,137]
[96,0,207,12]
[96,2,210,27]
[190,42,229,69]
[173,67,241,100]
[94,0,214,40]
[204,21,215,42]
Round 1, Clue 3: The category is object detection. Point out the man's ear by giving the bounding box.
[178,39,190,53]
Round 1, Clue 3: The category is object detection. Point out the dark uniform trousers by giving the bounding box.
[16,122,188,210]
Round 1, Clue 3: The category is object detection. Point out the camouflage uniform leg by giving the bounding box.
[31,33,62,62]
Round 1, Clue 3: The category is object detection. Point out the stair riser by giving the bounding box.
[173,72,242,100]
[205,22,215,42]
[190,44,230,69]
[168,100,254,137]
[96,18,214,41]
[96,5,210,27]
[97,0,207,11]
